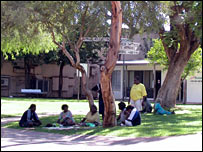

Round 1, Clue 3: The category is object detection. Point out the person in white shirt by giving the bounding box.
[121,105,141,126]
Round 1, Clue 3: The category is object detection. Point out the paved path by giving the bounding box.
[1,117,202,151]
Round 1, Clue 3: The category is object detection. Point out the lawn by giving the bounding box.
[1,97,202,138]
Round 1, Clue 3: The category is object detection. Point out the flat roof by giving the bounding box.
[116,60,151,65]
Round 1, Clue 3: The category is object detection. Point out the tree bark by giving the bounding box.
[100,1,122,128]
[156,4,200,109]
[24,56,31,89]
[58,61,65,98]
[156,57,187,108]
[51,32,94,110]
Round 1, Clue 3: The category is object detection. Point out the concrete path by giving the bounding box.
[1,117,202,151]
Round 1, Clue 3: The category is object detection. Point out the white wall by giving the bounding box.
[112,66,123,99]
[187,72,202,103]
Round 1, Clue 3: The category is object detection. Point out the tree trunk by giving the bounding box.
[156,55,188,109]
[101,1,122,128]
[58,61,65,98]
[77,64,94,109]
[24,57,31,89]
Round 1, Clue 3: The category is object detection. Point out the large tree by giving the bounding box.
[100,1,122,127]
[124,1,202,108]
[1,1,108,109]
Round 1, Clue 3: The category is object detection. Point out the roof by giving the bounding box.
[116,59,151,65]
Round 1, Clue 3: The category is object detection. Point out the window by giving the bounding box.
[112,70,121,91]
[31,79,49,92]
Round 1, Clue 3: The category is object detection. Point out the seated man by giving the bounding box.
[117,102,127,125]
[19,104,42,127]
[121,105,141,126]
[154,98,175,115]
[80,105,100,126]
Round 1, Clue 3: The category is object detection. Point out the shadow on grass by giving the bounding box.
[3,106,202,138]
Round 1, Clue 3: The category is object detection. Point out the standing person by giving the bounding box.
[129,76,147,112]
[121,105,141,126]
[91,83,104,120]
[19,104,42,127]
[57,104,75,126]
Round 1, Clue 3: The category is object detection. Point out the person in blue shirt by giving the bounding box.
[19,104,42,127]
[154,98,175,115]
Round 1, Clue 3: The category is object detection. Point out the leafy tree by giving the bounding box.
[1,1,108,109]
[148,39,202,81]
[125,1,202,108]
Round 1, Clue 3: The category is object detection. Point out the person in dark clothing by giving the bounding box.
[121,105,141,126]
[19,104,42,127]
[140,98,152,113]
[92,83,104,120]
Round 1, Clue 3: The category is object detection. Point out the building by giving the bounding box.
[1,32,202,104]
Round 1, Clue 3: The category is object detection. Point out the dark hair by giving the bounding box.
[91,104,97,111]
[29,104,36,109]
[126,105,134,111]
[118,102,126,110]
[134,75,140,81]
[61,104,68,110]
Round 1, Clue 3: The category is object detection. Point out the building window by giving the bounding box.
[32,79,49,93]
[112,70,121,91]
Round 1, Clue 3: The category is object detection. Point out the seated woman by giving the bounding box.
[154,98,175,115]
[121,105,141,126]
[80,105,100,126]
[57,104,75,126]
[19,104,42,127]
[117,102,127,126]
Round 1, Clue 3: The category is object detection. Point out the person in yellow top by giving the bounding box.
[80,105,100,126]
[129,76,147,112]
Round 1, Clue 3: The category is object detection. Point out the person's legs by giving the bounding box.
[125,120,133,126]
[155,103,172,115]
[130,99,136,107]
[134,99,142,112]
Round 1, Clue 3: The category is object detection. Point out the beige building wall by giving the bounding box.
[1,60,99,98]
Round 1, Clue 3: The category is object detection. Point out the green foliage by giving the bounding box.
[121,1,166,38]
[147,39,202,79]
[1,1,108,57]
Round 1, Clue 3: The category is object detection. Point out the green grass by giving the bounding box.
[2,100,202,138]
[1,97,91,102]
[1,98,98,116]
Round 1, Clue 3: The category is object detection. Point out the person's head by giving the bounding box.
[90,104,97,114]
[134,76,140,84]
[118,102,126,111]
[61,104,69,112]
[155,98,162,104]
[125,105,134,113]
[29,104,36,112]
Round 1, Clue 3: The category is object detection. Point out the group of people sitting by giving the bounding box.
[19,98,174,128]
[19,103,101,128]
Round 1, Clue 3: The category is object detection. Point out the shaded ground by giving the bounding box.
[1,117,202,151]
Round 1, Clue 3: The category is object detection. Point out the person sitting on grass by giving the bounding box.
[57,104,75,126]
[154,98,175,115]
[117,102,127,126]
[140,98,152,114]
[80,104,100,127]
[19,104,42,127]
[121,105,141,126]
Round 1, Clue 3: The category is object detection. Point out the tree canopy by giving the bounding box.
[147,39,202,80]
